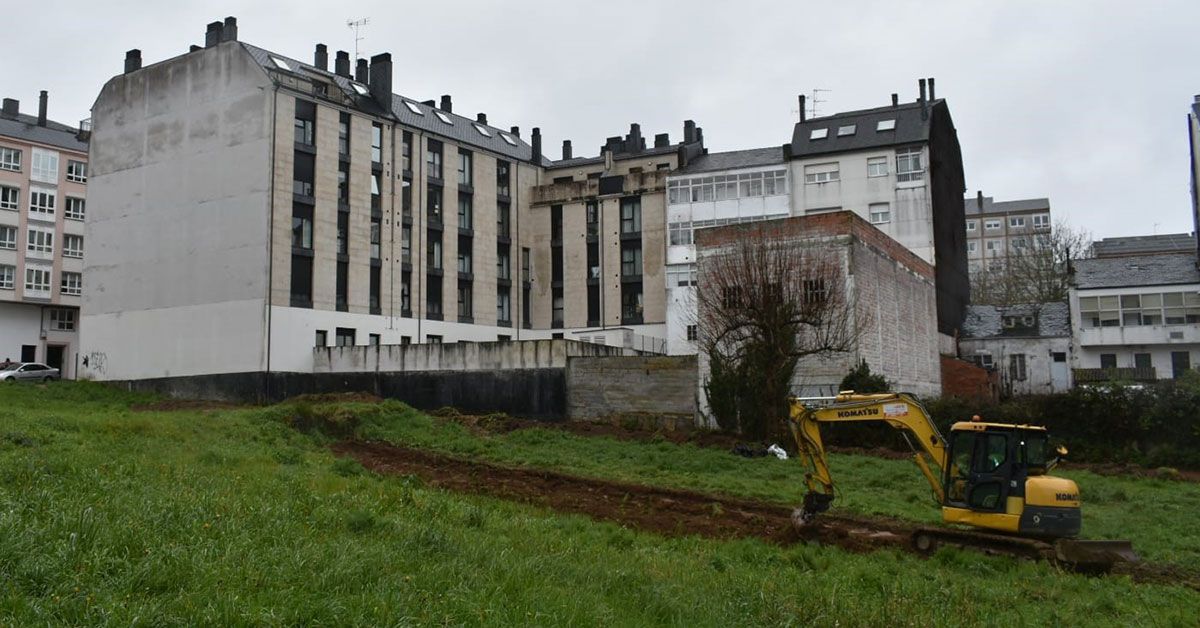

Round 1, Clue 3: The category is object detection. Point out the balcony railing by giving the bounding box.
[1073,367,1157,383]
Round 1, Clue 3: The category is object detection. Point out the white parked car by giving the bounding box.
[0,362,60,383]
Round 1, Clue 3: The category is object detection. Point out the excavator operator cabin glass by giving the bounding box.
[976,434,1008,473]
[1018,432,1049,473]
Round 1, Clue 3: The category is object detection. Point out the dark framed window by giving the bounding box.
[497,287,511,323]
[426,139,443,179]
[290,255,312,307]
[458,193,473,230]
[586,201,598,236]
[338,112,350,155]
[496,160,510,197]
[620,196,641,233]
[621,243,642,277]
[337,162,350,204]
[292,203,313,250]
[458,281,473,319]
[293,151,315,197]
[552,289,564,327]
[458,149,472,184]
[401,131,412,172]
[294,99,315,146]
[496,245,511,280]
[371,123,383,163]
[369,333,381,346]
[427,186,443,224]
[497,201,511,236]
[315,329,327,347]
[370,265,381,312]
[458,237,473,274]
[336,212,349,255]
[336,261,348,311]
[551,205,563,241]
[426,278,443,316]
[427,231,443,270]
[335,327,356,347]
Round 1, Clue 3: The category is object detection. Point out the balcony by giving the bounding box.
[531,170,670,206]
[1073,367,1157,384]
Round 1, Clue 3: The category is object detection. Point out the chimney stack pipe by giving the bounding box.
[928,77,936,101]
[684,119,696,143]
[799,94,806,122]
[204,21,222,48]
[919,78,927,103]
[355,58,369,83]
[531,127,542,161]
[562,140,572,160]
[334,51,350,77]
[654,133,669,148]
[368,53,392,108]
[891,93,899,107]
[510,126,520,137]
[977,190,984,211]
[439,94,452,113]
[221,16,237,42]
[37,90,47,127]
[125,49,142,74]
[0,99,17,118]
[314,44,328,71]
[919,78,928,120]
[476,112,487,124]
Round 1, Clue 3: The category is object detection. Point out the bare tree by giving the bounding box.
[694,225,857,443]
[971,220,1092,306]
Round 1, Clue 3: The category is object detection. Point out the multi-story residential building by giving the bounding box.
[1091,233,1196,258]
[787,80,969,337]
[80,19,703,384]
[962,194,1052,274]
[959,302,1072,395]
[1068,251,1200,382]
[0,92,88,375]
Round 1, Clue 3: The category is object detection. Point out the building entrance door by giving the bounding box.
[1049,352,1069,392]
[46,345,65,373]
[1171,351,1191,379]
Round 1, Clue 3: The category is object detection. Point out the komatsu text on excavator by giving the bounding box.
[788,392,1138,568]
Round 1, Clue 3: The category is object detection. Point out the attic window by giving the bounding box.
[403,101,424,115]
[809,128,828,140]
[473,124,492,137]
[877,119,896,131]
[501,133,518,146]
[350,83,369,96]
[269,56,293,71]
[434,110,453,125]
[837,125,856,136]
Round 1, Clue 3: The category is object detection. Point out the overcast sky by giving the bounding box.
[3,0,1197,239]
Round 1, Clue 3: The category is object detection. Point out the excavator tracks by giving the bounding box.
[909,526,1138,571]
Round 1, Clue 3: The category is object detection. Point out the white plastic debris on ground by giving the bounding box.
[767,444,788,460]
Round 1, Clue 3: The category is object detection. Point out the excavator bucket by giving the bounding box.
[1054,539,1140,569]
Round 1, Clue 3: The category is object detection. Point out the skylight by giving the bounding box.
[877,119,896,131]
[403,101,424,115]
[837,125,856,136]
[501,134,518,146]
[809,128,828,140]
[350,83,369,96]
[269,56,293,71]
[434,110,453,125]
[474,124,492,137]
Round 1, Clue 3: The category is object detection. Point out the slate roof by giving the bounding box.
[241,43,539,163]
[674,146,785,175]
[962,302,1071,339]
[1072,252,1200,289]
[546,144,681,170]
[790,99,939,158]
[1091,233,1197,258]
[963,195,1050,216]
[0,112,88,153]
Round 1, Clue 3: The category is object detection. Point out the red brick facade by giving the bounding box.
[940,355,998,402]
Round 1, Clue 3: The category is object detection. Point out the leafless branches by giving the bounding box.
[972,220,1092,307]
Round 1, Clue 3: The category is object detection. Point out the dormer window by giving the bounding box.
[350,83,369,96]
[877,119,896,131]
[809,128,828,140]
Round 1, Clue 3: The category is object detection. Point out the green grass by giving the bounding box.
[0,383,1196,626]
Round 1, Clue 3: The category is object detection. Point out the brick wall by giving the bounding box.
[940,355,998,402]
[567,355,697,429]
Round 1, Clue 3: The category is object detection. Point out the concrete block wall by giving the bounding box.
[566,355,697,427]
[313,338,636,373]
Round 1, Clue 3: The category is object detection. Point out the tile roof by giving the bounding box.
[962,302,1071,338]
[1091,233,1197,258]
[790,99,939,158]
[964,195,1050,216]
[674,146,785,175]
[241,43,539,163]
[1072,252,1200,289]
[0,112,88,153]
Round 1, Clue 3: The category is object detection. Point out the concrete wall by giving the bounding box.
[0,301,42,362]
[566,355,697,426]
[958,336,1072,395]
[83,42,274,380]
[313,338,635,373]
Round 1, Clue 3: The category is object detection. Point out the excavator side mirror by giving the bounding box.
[1048,445,1068,471]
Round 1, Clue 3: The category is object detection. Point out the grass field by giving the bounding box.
[1,383,1197,626]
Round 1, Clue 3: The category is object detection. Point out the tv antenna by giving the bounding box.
[347,17,370,60]
[809,88,831,119]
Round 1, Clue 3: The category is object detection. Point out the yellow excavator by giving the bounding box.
[788,392,1138,568]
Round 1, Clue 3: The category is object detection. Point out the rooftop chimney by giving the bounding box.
[509,126,520,137]
[421,99,435,107]
[0,99,17,119]
[205,21,222,48]
[314,44,328,71]
[918,78,928,120]
[37,91,47,127]
[355,58,369,83]
[562,140,572,160]
[189,45,201,52]
[927,77,936,101]
[439,94,452,113]
[531,127,542,161]
[124,49,142,74]
[221,16,237,42]
[476,112,487,125]
[798,94,806,122]
[334,51,351,77]
[368,53,392,108]
[654,133,669,148]
[696,127,704,146]
[977,190,984,211]
[684,119,696,143]
[891,93,899,107]
[627,123,643,153]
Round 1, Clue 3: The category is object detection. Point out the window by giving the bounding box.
[1134,353,1152,370]
[0,185,17,211]
[338,112,350,155]
[1008,354,1027,382]
[1009,216,1026,228]
[1033,214,1050,229]
[427,186,443,224]
[63,235,83,258]
[803,279,828,305]
[621,197,641,233]
[315,330,327,347]
[0,147,20,172]
[521,247,531,283]
[25,266,51,294]
[497,288,511,323]
[551,205,563,242]
[457,238,473,274]
[401,131,413,173]
[686,325,698,341]
[49,308,75,331]
[804,162,839,184]
[335,327,356,347]
[426,334,443,344]
[371,172,384,211]
[0,225,15,249]
[291,204,313,249]
[1010,237,1028,251]
[31,148,58,183]
[293,100,315,146]
[349,83,368,96]
[65,197,85,220]
[876,119,896,131]
[668,222,692,246]
[621,285,643,323]
[0,264,13,290]
[473,123,491,137]
[65,160,87,183]
[458,149,472,184]
[667,265,697,287]
[269,56,293,71]
[26,228,53,256]
[458,282,473,319]
[496,160,511,197]
[403,101,423,115]
[837,125,856,136]
[457,193,472,230]
[337,162,349,204]
[401,273,411,313]
[290,255,312,306]
[29,188,55,218]
[984,219,1001,231]
[293,151,315,197]
[497,201,511,236]
[1100,354,1117,369]
[497,246,511,280]
[985,239,1001,252]
[371,123,383,163]
[621,244,642,277]
[809,128,828,140]
[868,203,890,224]
[433,110,453,125]
[370,216,381,259]
[501,134,518,146]
[967,241,978,253]
[401,179,412,218]
[895,147,923,183]
[400,225,411,262]
[427,232,444,270]
[867,157,888,177]
[426,139,442,179]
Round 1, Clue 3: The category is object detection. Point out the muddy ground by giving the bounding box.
[334,440,1200,591]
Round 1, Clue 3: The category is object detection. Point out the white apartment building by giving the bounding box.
[962,195,1052,274]
[0,92,87,376]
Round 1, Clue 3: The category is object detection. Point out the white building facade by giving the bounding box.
[958,303,1072,395]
